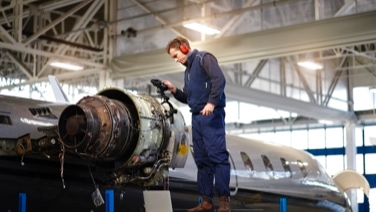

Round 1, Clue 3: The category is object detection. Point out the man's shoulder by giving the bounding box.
[202,52,218,66]
[195,51,217,67]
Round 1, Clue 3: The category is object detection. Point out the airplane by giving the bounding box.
[0,76,370,212]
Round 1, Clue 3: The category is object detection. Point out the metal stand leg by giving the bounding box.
[18,193,26,212]
[163,176,169,190]
[106,190,114,212]
[280,197,287,212]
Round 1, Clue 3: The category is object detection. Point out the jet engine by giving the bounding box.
[57,84,189,186]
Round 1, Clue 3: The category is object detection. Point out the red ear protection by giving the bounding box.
[175,39,189,54]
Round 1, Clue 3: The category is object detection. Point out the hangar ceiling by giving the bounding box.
[1,0,376,131]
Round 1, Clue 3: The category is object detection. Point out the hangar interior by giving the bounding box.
[0,0,376,211]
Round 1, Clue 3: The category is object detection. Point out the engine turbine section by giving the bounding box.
[58,95,134,160]
[58,88,189,186]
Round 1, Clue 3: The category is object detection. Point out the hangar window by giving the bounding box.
[355,127,364,147]
[291,129,308,149]
[315,156,326,169]
[308,128,325,149]
[0,115,12,125]
[326,155,344,176]
[356,154,364,175]
[326,127,344,148]
[364,126,376,146]
[365,154,376,174]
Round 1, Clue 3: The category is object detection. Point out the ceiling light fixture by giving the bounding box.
[318,119,334,125]
[297,61,323,70]
[183,22,220,35]
[50,61,84,71]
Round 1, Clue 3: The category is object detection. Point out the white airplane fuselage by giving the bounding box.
[0,91,353,212]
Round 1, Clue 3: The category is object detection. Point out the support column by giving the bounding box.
[345,121,357,212]
[99,70,113,89]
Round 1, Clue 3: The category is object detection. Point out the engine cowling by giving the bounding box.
[58,88,189,186]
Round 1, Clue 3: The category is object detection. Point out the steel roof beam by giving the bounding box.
[226,83,357,123]
[24,0,94,46]
[0,41,105,68]
[5,51,32,79]
[162,74,357,123]
[111,10,376,78]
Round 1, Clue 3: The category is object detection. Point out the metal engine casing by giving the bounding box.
[58,88,189,185]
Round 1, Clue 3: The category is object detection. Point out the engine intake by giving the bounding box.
[57,88,189,186]
[58,95,135,160]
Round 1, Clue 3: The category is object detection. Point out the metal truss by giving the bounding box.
[0,0,111,89]
[1,0,376,129]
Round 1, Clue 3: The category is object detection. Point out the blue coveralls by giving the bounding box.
[173,49,230,199]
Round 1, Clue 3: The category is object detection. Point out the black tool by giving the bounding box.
[150,79,177,123]
[151,79,168,92]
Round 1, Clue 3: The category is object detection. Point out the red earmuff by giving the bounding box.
[175,39,189,54]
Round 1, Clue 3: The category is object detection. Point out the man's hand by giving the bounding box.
[200,103,215,116]
[162,80,177,94]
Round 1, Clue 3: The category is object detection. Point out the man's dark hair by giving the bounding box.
[165,36,190,54]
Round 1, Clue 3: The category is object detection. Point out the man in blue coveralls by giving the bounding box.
[162,36,230,212]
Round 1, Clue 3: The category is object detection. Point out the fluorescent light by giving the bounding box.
[183,22,220,35]
[318,119,333,125]
[50,62,84,71]
[297,61,323,70]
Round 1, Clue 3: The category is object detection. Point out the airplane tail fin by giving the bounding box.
[48,75,70,103]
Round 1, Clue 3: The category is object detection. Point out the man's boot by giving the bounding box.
[187,196,214,212]
[218,196,230,212]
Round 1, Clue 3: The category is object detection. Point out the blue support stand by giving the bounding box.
[105,190,114,212]
[198,197,202,204]
[18,193,26,212]
[280,197,287,212]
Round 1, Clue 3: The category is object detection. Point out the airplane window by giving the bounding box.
[240,151,254,171]
[297,160,308,177]
[28,107,58,119]
[280,157,292,177]
[261,154,274,174]
[29,108,37,116]
[0,115,12,125]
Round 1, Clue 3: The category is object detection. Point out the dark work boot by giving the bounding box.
[218,196,230,212]
[187,196,214,212]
